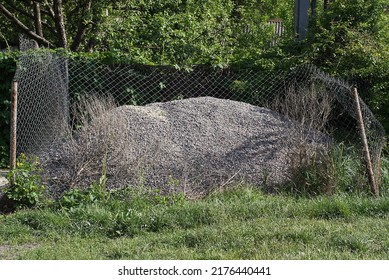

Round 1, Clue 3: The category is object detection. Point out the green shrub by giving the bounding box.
[58,176,108,211]
[4,153,47,209]
[0,51,17,168]
[305,0,389,132]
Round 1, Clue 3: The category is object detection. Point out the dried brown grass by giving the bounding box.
[42,95,133,194]
[268,84,336,195]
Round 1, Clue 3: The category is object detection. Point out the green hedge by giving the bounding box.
[0,51,17,168]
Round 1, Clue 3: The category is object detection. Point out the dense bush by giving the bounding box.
[0,51,17,168]
[304,0,389,132]
[3,153,46,210]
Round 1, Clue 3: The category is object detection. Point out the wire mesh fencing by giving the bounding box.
[13,36,386,195]
[14,38,69,157]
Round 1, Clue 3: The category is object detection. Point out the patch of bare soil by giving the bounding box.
[0,243,39,259]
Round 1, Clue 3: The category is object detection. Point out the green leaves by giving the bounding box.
[0,51,17,168]
[58,184,107,211]
[303,0,389,132]
[4,154,46,209]
[93,0,293,66]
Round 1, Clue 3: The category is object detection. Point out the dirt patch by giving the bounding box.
[0,243,39,259]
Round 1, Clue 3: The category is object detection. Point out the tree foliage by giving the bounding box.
[0,0,388,132]
[305,0,389,130]
[0,0,112,51]
[0,51,16,167]
[0,0,293,64]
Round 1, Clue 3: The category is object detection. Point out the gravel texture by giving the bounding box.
[42,97,329,196]
[0,170,9,206]
[0,171,8,188]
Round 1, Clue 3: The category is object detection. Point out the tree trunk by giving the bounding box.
[0,3,51,46]
[53,0,68,49]
[33,2,43,37]
[70,0,93,51]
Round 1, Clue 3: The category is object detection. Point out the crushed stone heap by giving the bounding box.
[42,97,329,196]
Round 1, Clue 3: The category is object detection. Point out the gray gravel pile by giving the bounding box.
[42,97,329,196]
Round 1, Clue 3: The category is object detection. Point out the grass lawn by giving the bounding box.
[0,186,388,259]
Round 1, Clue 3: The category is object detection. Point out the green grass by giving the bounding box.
[0,186,388,259]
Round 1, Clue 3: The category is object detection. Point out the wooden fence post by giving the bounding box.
[352,86,378,196]
[10,80,18,185]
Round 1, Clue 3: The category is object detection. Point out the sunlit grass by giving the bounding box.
[0,186,388,259]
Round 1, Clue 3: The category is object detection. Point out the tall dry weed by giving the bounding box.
[41,95,132,195]
[268,84,336,195]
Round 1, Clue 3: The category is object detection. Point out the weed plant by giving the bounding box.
[379,157,389,196]
[3,154,47,210]
[282,143,369,196]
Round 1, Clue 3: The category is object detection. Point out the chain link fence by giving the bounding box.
[13,36,386,194]
[14,38,69,157]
